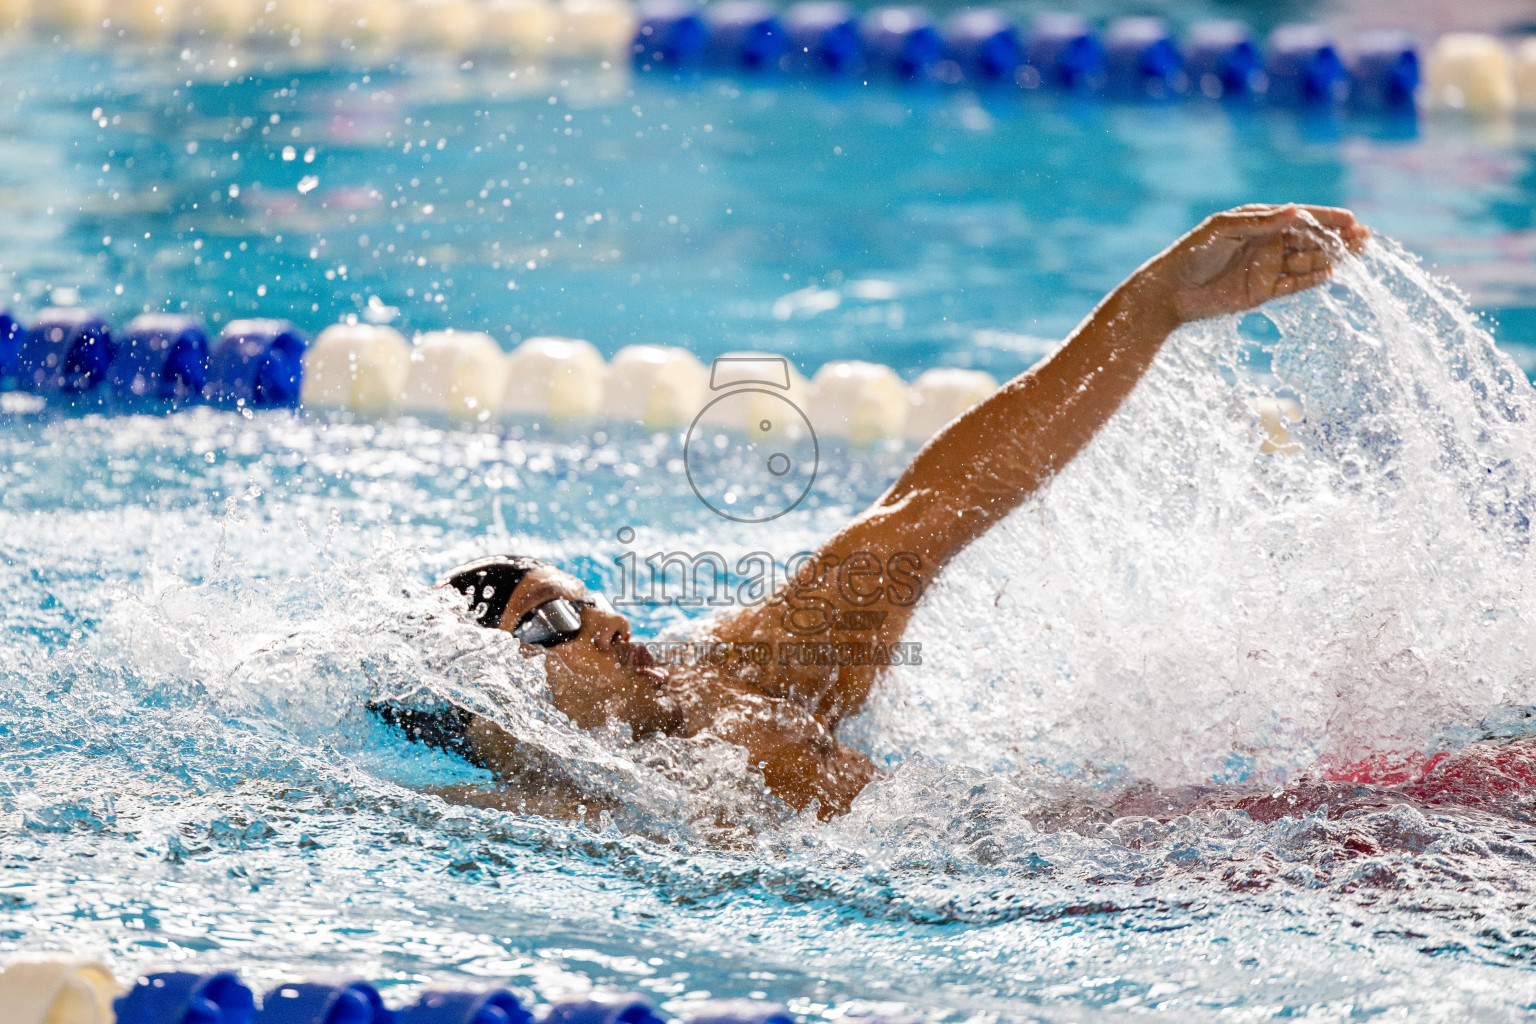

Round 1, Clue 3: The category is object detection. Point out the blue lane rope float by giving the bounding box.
[1104,17,1185,99]
[115,972,257,1024]
[941,9,1022,86]
[205,318,310,409]
[1,958,872,1024]
[107,314,210,404]
[545,994,668,1024]
[1020,13,1106,93]
[1351,30,1421,109]
[704,0,787,72]
[1265,23,1350,106]
[1184,20,1263,100]
[634,0,711,69]
[860,6,942,82]
[17,308,114,395]
[397,989,533,1024]
[0,309,21,382]
[257,981,394,1024]
[617,3,1442,114]
[783,2,862,77]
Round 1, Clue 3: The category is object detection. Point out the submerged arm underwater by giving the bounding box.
[410,203,1369,823]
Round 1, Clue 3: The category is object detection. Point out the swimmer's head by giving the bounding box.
[439,556,677,735]
[441,554,548,629]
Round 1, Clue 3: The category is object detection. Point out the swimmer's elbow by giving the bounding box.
[816,747,883,820]
[769,743,881,821]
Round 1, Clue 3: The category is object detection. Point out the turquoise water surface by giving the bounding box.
[3,43,1536,376]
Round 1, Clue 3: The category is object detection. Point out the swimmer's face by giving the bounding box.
[496,565,676,734]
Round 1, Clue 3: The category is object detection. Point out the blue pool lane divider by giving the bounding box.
[1351,31,1421,110]
[633,0,710,69]
[0,307,1004,445]
[1103,17,1184,99]
[545,994,672,1024]
[107,314,210,402]
[782,3,861,77]
[859,7,943,82]
[0,308,22,380]
[400,989,534,1024]
[1264,24,1350,106]
[703,1,786,73]
[257,981,394,1024]
[17,308,115,394]
[637,2,1536,116]
[205,319,310,409]
[0,308,307,411]
[115,972,257,1024]
[110,974,539,1024]
[1020,13,1104,93]
[629,1,1437,111]
[620,0,1437,112]
[941,9,1022,86]
[1,959,821,1024]
[1184,20,1262,99]
[0,0,1531,116]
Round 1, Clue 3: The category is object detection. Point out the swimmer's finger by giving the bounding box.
[1251,233,1288,280]
[1283,249,1329,276]
[1291,205,1371,253]
[1213,216,1323,249]
[1290,204,1356,227]
[1219,204,1364,248]
[1280,229,1325,254]
[1272,266,1332,297]
[1344,222,1371,253]
[1278,220,1346,246]
[1296,222,1368,257]
[1273,225,1362,264]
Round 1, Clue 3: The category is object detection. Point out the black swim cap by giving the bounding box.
[440,555,548,629]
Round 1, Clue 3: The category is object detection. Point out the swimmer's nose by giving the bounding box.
[583,601,631,651]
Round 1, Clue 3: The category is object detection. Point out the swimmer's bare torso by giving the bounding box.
[448,204,1369,820]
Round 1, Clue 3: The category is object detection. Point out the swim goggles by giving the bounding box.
[512,592,614,648]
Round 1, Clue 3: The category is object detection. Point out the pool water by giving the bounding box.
[5,39,1536,1024]
[4,43,1536,378]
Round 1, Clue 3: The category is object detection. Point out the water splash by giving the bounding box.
[861,236,1536,794]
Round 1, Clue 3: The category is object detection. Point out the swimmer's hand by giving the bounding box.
[1148,203,1370,325]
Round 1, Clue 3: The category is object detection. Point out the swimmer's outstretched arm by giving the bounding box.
[864,204,1367,556]
[719,204,1368,724]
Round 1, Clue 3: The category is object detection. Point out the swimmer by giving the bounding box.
[375,203,1370,820]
